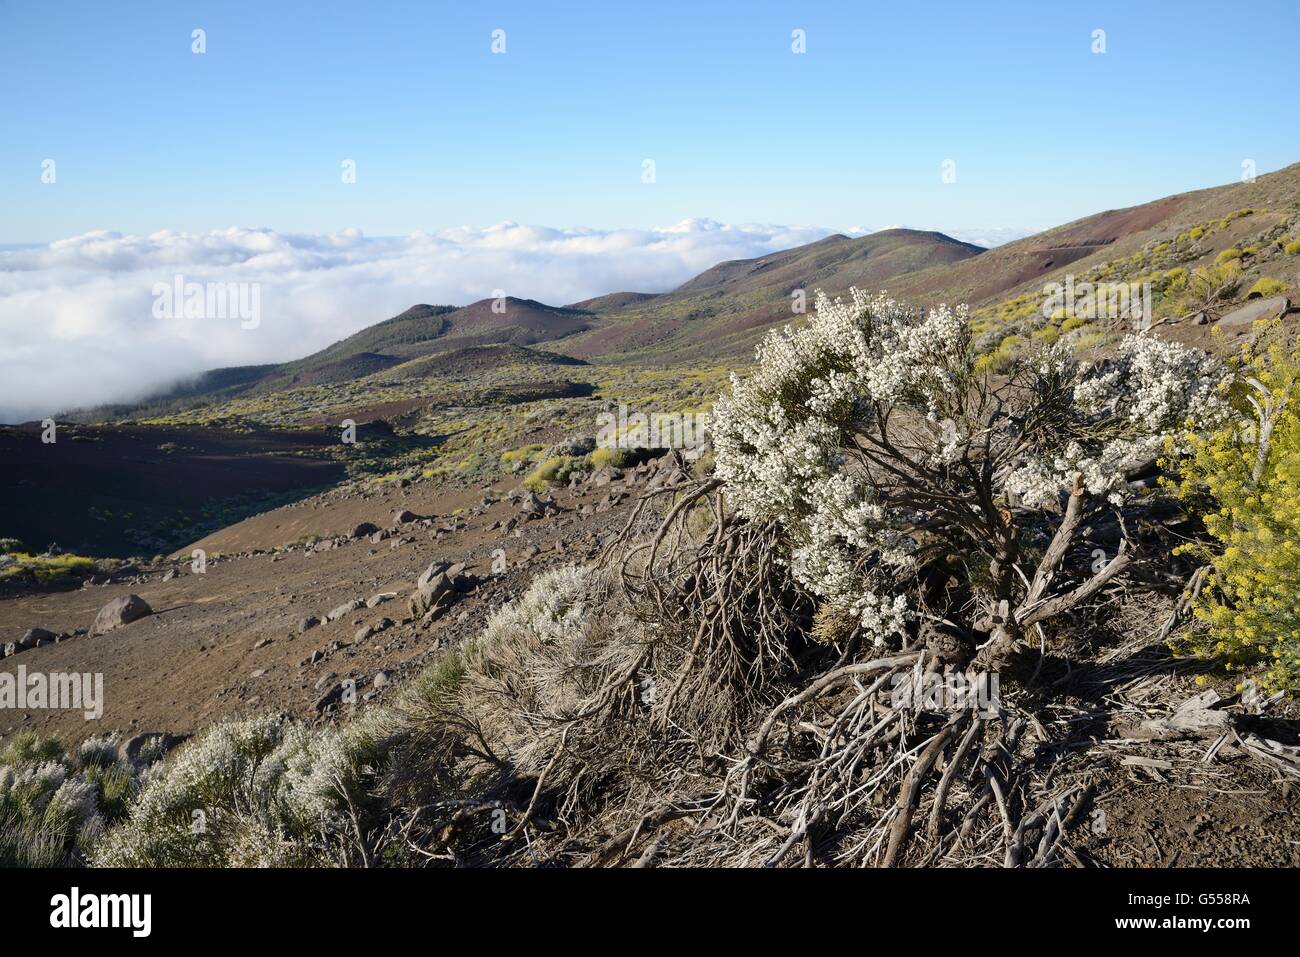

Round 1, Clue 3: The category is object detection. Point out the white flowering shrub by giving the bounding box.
[0,760,96,866]
[0,732,139,866]
[478,564,596,651]
[393,562,659,850]
[459,565,614,767]
[91,713,395,867]
[76,735,121,770]
[713,289,1231,656]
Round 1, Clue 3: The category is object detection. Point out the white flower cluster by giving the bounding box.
[152,714,282,806]
[0,759,70,812]
[76,735,121,769]
[1008,335,1231,507]
[714,290,1231,640]
[714,290,974,640]
[478,565,597,660]
[852,592,912,647]
[260,714,389,828]
[714,291,970,524]
[1074,333,1231,439]
[0,758,105,849]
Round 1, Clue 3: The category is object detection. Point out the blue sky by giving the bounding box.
[2,0,1298,244]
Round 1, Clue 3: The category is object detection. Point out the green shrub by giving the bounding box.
[1216,247,1242,264]
[1188,262,1243,308]
[5,732,66,765]
[522,455,584,491]
[399,646,468,719]
[0,552,98,581]
[1071,328,1107,352]
[1248,277,1289,298]
[1284,239,1300,256]
[984,334,1024,371]
[589,446,632,470]
[1219,208,1255,228]
[500,444,544,467]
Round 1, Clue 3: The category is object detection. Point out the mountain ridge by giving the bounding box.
[83,162,1300,420]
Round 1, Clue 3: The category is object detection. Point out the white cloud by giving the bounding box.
[0,220,1030,422]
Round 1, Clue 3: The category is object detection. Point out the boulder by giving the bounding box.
[409,573,455,617]
[408,560,475,617]
[325,599,364,622]
[518,491,547,516]
[350,522,380,539]
[417,560,450,591]
[20,627,56,648]
[313,682,348,713]
[1217,295,1289,330]
[92,595,153,635]
[297,615,321,634]
[393,509,419,524]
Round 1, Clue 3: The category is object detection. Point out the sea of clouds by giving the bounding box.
[0,220,1028,423]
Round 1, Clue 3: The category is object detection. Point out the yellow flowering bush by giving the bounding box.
[1172,325,1300,692]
